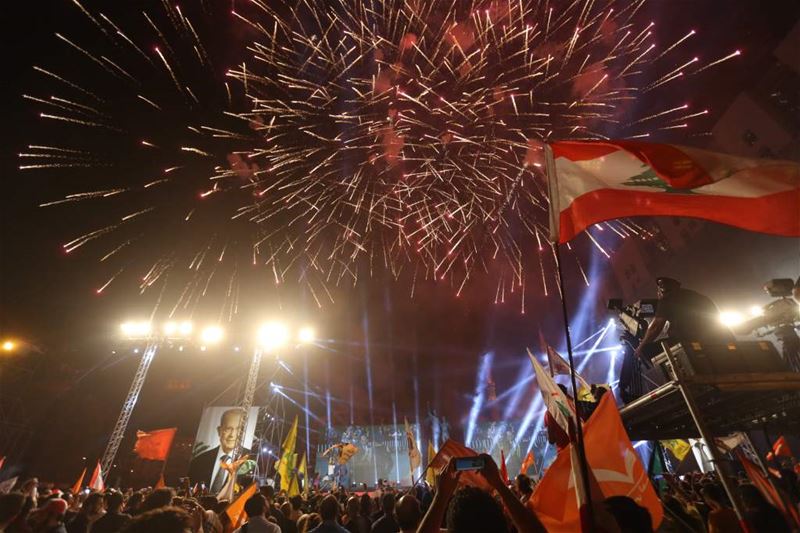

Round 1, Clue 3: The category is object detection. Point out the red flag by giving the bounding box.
[88,462,104,492]
[70,467,87,494]
[0,457,4,472]
[772,436,793,458]
[500,450,509,485]
[737,450,800,528]
[519,451,536,476]
[529,393,663,532]
[546,140,800,243]
[134,428,177,461]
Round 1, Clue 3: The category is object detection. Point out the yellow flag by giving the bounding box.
[225,482,258,528]
[298,453,308,496]
[425,441,437,487]
[278,416,299,491]
[287,453,300,496]
[661,439,691,461]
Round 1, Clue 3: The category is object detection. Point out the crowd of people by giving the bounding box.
[1,451,798,533]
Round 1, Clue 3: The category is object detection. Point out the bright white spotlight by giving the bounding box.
[178,321,193,336]
[719,311,745,328]
[2,340,16,352]
[298,326,315,344]
[163,321,178,336]
[200,326,224,344]
[257,322,289,350]
[121,321,151,338]
[749,305,765,318]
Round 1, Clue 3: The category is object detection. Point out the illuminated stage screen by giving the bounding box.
[468,420,555,478]
[315,424,420,487]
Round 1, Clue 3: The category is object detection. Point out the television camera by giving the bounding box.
[734,278,800,371]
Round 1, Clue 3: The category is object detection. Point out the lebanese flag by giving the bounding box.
[88,461,104,492]
[546,140,800,243]
[529,393,663,532]
[133,428,177,461]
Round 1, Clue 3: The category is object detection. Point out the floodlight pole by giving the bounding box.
[101,341,159,479]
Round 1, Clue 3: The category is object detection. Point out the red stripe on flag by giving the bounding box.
[552,141,716,189]
[558,188,800,243]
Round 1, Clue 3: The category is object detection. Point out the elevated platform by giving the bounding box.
[620,372,800,440]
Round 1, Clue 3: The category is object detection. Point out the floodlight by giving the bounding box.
[719,311,745,328]
[298,326,315,344]
[257,322,289,350]
[163,321,178,336]
[200,325,224,344]
[121,321,151,338]
[2,340,15,352]
[749,306,765,318]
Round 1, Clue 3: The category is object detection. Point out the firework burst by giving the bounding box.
[23,0,740,312]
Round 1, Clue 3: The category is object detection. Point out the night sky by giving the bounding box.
[1,1,799,483]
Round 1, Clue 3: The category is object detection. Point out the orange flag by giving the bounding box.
[224,482,258,530]
[154,473,166,489]
[134,428,177,461]
[70,467,87,494]
[500,450,509,485]
[529,393,663,532]
[519,451,536,476]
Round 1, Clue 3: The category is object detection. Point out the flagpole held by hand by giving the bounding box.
[546,142,596,532]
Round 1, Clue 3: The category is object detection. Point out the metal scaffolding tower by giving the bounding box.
[100,343,158,478]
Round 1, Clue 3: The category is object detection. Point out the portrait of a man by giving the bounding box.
[188,407,253,491]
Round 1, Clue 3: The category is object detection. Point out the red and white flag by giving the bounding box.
[545,140,800,243]
[88,461,104,492]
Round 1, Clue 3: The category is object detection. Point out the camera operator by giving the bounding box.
[633,277,733,360]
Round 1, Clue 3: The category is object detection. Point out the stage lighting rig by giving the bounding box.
[199,325,225,345]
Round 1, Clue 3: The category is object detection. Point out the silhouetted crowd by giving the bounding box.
[1,452,798,533]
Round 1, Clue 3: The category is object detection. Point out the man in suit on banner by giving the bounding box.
[188,408,252,492]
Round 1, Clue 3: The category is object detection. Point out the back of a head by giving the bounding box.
[0,492,26,525]
[302,512,322,533]
[260,485,275,501]
[199,495,219,513]
[445,486,507,533]
[244,494,268,519]
[122,506,191,533]
[359,493,372,516]
[141,487,174,512]
[346,496,359,518]
[105,491,124,511]
[395,495,421,531]
[319,495,339,521]
[603,496,653,533]
[381,492,396,513]
[82,492,105,514]
[280,501,292,518]
[515,474,532,495]
[289,495,303,512]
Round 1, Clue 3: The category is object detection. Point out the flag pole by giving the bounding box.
[545,143,595,530]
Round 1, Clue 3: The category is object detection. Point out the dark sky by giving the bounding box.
[1,1,799,482]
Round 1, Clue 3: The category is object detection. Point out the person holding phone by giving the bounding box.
[416,454,546,533]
